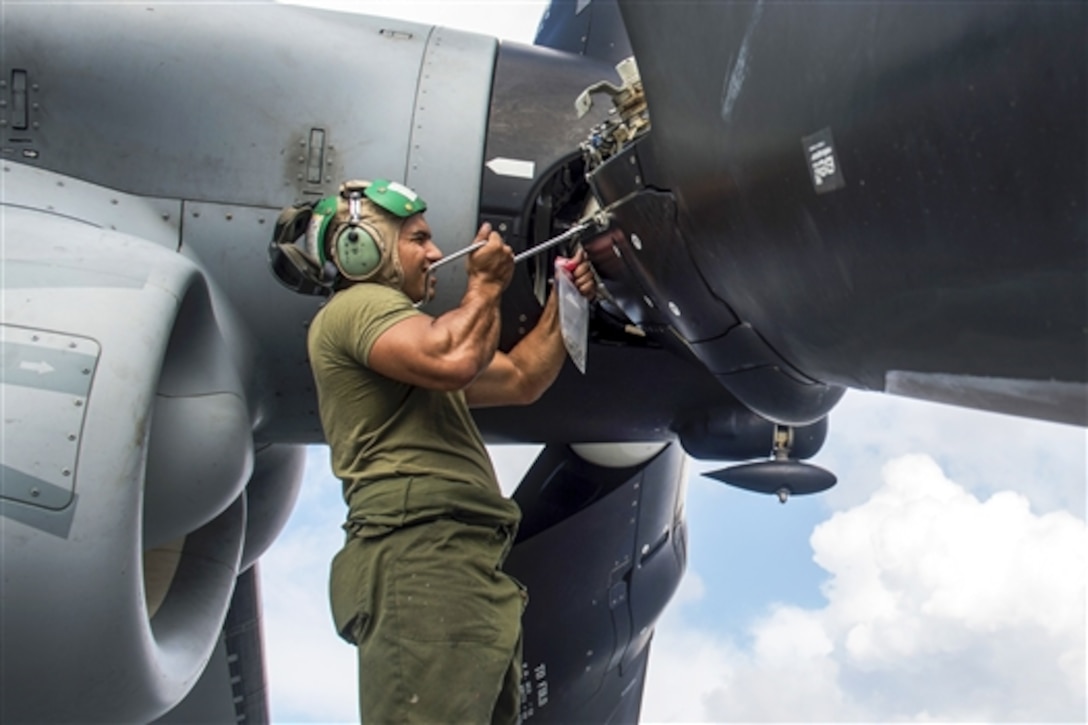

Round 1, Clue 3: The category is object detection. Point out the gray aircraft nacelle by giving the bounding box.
[3,160,317,719]
[0,4,619,721]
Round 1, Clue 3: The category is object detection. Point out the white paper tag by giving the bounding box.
[556,267,588,374]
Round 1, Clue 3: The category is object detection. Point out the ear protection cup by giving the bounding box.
[272,179,426,293]
[333,222,383,280]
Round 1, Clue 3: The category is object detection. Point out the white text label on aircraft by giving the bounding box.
[486,157,536,180]
[802,127,846,194]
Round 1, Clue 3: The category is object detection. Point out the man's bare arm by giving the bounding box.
[367,226,512,390]
[465,250,597,408]
[464,288,564,407]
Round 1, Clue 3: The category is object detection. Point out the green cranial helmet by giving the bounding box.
[308,179,427,287]
[364,179,427,218]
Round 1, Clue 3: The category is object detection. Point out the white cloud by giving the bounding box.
[643,580,866,723]
[640,573,745,723]
[643,453,1086,723]
[817,391,1086,516]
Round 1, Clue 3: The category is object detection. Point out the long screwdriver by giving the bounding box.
[426,212,607,274]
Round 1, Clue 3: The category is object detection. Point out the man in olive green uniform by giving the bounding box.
[305,179,595,724]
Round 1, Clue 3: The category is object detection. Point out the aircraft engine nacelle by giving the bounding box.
[0,172,266,721]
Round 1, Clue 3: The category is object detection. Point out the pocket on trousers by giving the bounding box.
[329,537,375,645]
[392,521,518,644]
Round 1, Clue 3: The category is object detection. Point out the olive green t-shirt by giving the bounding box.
[307,283,500,505]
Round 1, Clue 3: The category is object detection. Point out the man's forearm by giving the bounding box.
[504,288,567,402]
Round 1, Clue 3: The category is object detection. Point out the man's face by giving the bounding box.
[397,214,442,303]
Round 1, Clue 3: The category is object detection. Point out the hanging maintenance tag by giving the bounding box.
[556,260,588,374]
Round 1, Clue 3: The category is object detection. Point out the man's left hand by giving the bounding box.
[556,249,597,301]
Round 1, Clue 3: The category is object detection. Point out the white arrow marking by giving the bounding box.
[20,361,55,375]
[486,157,535,180]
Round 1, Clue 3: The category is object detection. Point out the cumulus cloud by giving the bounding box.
[643,454,1086,723]
[818,392,1086,516]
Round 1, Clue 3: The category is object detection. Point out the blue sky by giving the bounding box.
[262,2,1086,722]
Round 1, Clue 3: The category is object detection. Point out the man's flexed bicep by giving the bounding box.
[368,225,514,390]
[367,305,497,390]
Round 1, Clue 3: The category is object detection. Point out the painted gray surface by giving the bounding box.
[2,338,98,397]
[1,161,181,249]
[0,327,99,510]
[0,203,252,721]
[1,3,433,207]
[404,26,497,314]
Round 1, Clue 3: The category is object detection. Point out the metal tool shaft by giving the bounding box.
[426,240,485,273]
[427,218,597,274]
[512,222,591,263]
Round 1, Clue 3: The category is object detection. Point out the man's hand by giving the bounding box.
[556,248,597,301]
[466,223,514,291]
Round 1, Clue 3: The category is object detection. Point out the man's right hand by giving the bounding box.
[466,223,514,291]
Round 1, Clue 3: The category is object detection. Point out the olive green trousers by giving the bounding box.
[330,479,525,724]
